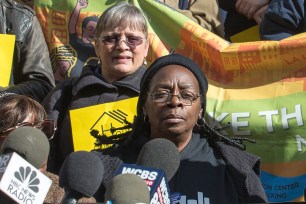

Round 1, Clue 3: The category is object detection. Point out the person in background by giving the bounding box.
[159,0,224,38]
[99,53,267,203]
[0,92,56,146]
[43,1,150,174]
[0,92,59,203]
[0,93,95,203]
[0,0,55,103]
[219,0,270,42]
[260,0,306,40]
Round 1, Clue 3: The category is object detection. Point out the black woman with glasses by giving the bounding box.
[97,53,268,203]
[42,2,149,174]
[0,93,56,146]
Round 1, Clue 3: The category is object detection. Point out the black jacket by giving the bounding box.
[43,64,146,173]
[219,0,257,42]
[95,133,267,203]
[0,0,55,102]
[169,134,267,203]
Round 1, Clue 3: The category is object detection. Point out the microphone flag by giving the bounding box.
[116,163,171,204]
[0,152,52,204]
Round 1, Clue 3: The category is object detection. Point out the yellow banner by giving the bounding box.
[0,34,15,87]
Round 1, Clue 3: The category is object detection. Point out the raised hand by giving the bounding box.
[235,0,269,19]
[253,5,269,24]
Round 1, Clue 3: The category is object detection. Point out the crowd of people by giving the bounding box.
[0,0,305,203]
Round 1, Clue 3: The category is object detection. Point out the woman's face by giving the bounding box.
[144,65,203,148]
[95,26,149,82]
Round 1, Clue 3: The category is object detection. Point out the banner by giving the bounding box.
[70,97,138,151]
[0,34,15,87]
[35,0,306,202]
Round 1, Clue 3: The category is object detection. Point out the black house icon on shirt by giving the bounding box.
[89,109,134,150]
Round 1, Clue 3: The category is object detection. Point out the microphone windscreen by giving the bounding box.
[91,152,123,186]
[105,173,150,204]
[137,138,180,181]
[1,126,50,169]
[59,151,104,197]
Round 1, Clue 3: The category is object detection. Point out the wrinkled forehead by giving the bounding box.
[106,19,144,32]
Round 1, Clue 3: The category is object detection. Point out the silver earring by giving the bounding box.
[143,114,147,123]
[143,113,149,124]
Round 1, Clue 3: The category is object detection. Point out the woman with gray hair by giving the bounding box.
[43,2,150,174]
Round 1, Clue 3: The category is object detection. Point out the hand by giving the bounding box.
[77,0,88,9]
[253,5,269,24]
[235,0,269,19]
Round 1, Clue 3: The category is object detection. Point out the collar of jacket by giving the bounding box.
[72,64,146,96]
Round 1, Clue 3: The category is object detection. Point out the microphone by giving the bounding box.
[0,127,53,204]
[116,138,180,204]
[136,138,180,181]
[1,126,50,170]
[59,151,104,204]
[104,173,150,204]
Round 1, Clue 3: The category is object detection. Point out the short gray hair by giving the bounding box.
[95,2,148,39]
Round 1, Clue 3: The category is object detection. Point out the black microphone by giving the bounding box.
[137,138,180,181]
[59,151,104,204]
[104,173,150,204]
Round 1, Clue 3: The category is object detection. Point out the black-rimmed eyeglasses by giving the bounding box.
[100,35,143,49]
[0,120,57,140]
[149,90,201,106]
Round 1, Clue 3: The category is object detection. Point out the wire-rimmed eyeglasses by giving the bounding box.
[0,120,57,140]
[100,35,143,49]
[149,90,201,106]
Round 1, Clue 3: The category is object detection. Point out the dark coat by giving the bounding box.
[260,0,306,40]
[94,133,267,203]
[43,64,146,173]
[0,0,55,102]
[219,0,257,42]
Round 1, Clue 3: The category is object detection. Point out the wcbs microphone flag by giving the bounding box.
[116,163,171,204]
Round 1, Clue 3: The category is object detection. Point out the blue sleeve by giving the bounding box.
[260,0,305,40]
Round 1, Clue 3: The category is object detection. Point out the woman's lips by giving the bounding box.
[163,114,184,122]
[113,56,131,63]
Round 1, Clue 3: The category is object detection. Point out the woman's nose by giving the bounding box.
[166,94,183,107]
[115,39,130,50]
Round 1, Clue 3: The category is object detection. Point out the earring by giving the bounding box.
[143,58,147,65]
[143,113,148,124]
[196,117,205,126]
